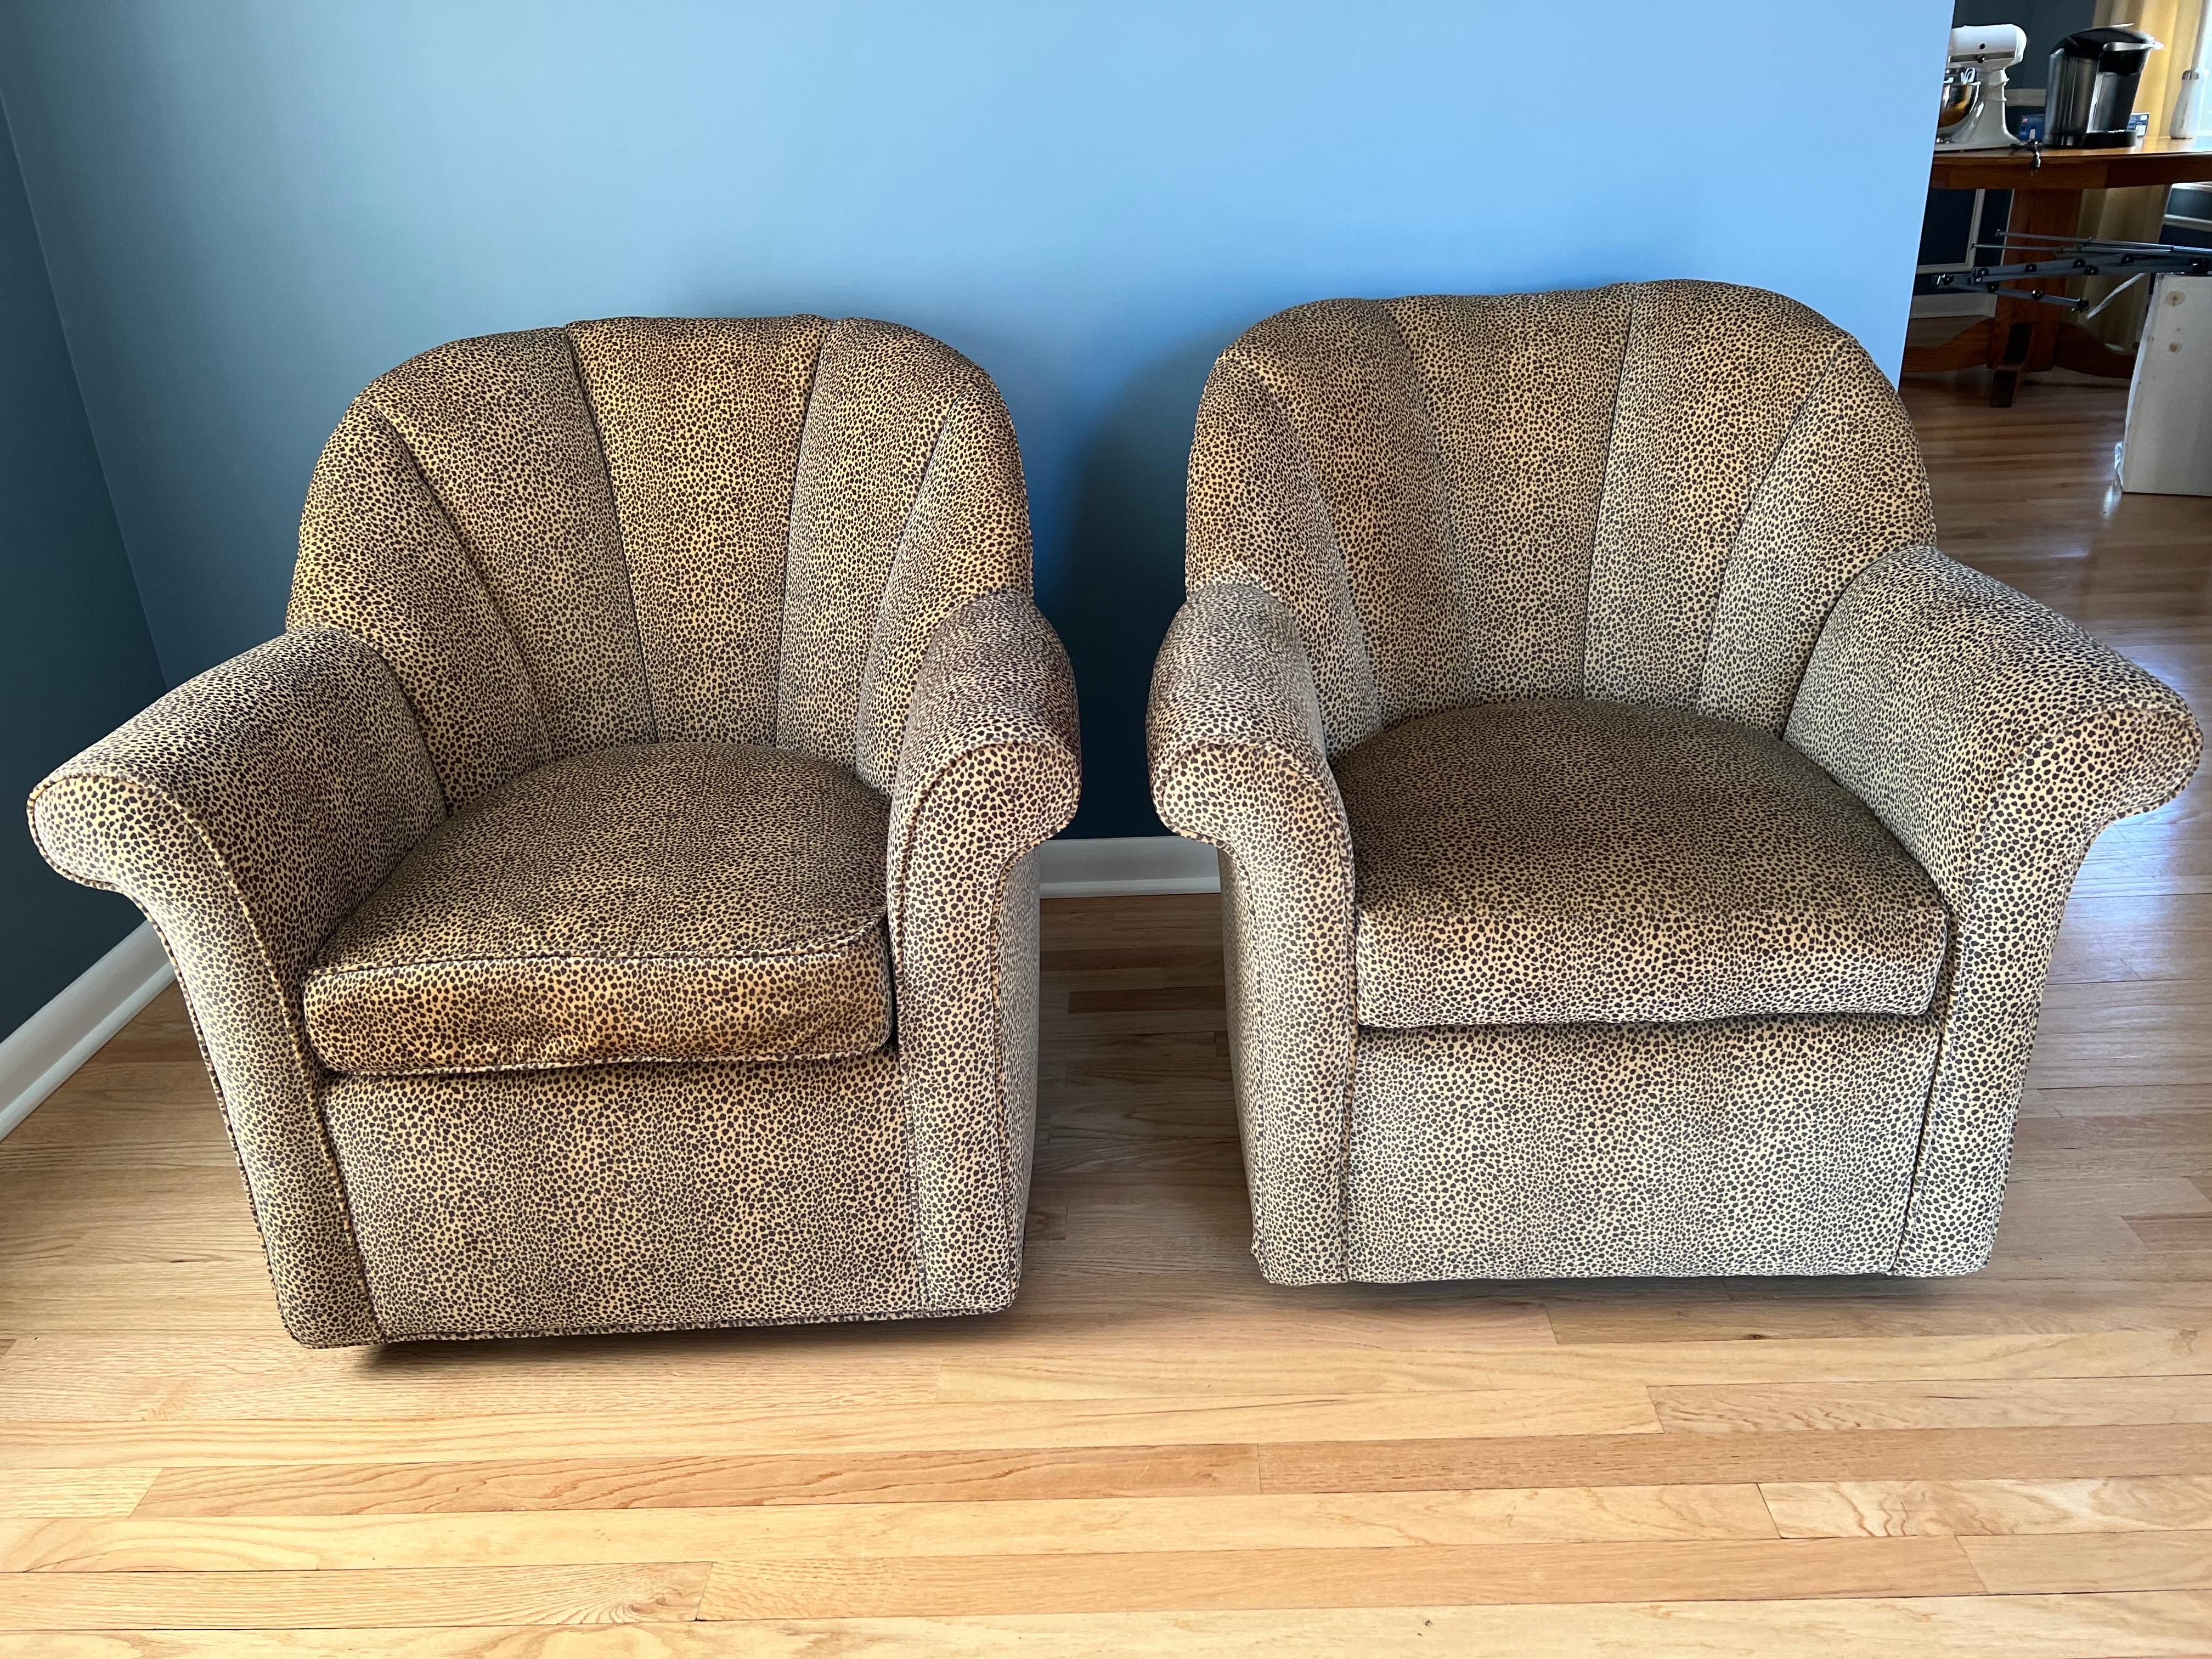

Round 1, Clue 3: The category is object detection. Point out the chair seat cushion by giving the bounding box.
[304,743,893,1074]
[1335,699,1950,1029]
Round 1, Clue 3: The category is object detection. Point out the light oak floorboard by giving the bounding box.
[129,1446,1265,1517]
[1650,1376,2212,1433]
[1962,1530,2212,1593]
[1762,1474,2212,1537]
[0,1473,160,1521]
[3,1595,2209,1657]
[934,1330,2212,1401]
[0,1334,942,1423]
[0,1563,708,1630]
[0,1485,1778,1572]
[696,1537,1983,1618]
[0,1388,1660,1472]
[1256,1425,2212,1492]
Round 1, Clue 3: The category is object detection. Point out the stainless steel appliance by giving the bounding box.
[2047,26,2162,148]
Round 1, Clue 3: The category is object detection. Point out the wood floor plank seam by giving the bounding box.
[8,1596,2212,1657]
[0,1560,716,1631]
[688,1536,1990,1619]
[0,1485,1792,1571]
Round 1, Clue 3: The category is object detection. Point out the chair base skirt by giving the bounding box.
[320,1049,1011,1344]
[1319,1010,1946,1284]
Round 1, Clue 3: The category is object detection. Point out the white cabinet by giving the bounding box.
[2120,275,2212,496]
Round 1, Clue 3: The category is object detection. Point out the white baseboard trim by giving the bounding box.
[1037,834,1220,898]
[0,922,173,1142]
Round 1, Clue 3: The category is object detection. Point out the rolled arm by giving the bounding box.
[1148,580,1359,1284]
[1787,545,2201,1271]
[886,588,1080,1309]
[29,627,445,1345]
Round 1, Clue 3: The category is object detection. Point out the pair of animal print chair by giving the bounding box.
[34,284,2198,1346]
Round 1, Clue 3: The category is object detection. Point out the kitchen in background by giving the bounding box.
[1914,1,2210,358]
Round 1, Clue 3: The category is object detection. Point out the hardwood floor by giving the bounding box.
[1,377,2207,1654]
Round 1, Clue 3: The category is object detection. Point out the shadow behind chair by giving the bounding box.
[32,317,1079,1346]
[1150,281,2200,1286]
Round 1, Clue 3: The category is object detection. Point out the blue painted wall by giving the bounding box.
[0,106,165,1034]
[0,0,1949,838]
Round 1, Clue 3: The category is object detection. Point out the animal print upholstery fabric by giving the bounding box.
[304,744,894,1075]
[567,315,825,747]
[325,1052,920,1341]
[292,401,550,804]
[1149,580,1360,1285]
[889,590,1081,1305]
[29,629,444,1345]
[1164,280,2198,1285]
[1580,283,1912,711]
[36,317,1077,1344]
[1335,699,1950,1029]
[1791,545,2201,1272]
[325,326,657,768]
[1185,280,1933,755]
[290,315,1026,805]
[1348,1011,1942,1280]
[827,328,1035,796]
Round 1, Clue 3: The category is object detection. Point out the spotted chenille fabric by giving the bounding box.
[33,317,1077,1345]
[30,630,442,1346]
[1150,580,1359,1286]
[325,1052,920,1341]
[1154,279,2200,1286]
[889,590,1080,1306]
[1336,699,1950,1030]
[1791,545,2199,1272]
[1348,1011,1943,1280]
[304,744,895,1075]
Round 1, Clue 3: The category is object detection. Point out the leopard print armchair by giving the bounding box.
[31,317,1079,1346]
[1150,281,2199,1285]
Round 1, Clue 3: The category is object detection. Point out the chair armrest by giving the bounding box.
[885,588,1079,1307]
[887,588,1081,957]
[1788,545,2199,906]
[1149,581,1340,826]
[1787,545,2201,1271]
[1147,580,1359,1284]
[29,627,445,1345]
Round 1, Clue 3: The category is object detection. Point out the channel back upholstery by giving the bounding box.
[291,315,1029,805]
[1187,280,1935,753]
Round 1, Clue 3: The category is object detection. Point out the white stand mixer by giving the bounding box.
[1938,24,2029,151]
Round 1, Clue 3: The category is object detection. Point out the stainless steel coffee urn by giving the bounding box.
[2047,26,2162,147]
